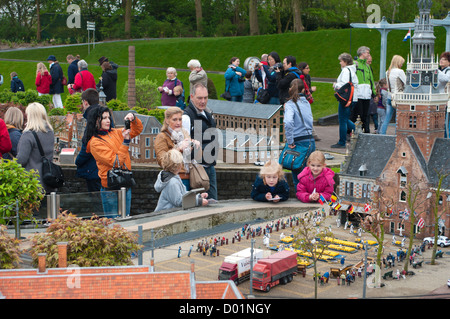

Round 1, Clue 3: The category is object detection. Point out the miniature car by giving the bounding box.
[447,278,450,288]
[423,236,450,247]
[324,153,334,160]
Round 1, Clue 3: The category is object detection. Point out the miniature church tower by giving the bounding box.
[394,0,448,160]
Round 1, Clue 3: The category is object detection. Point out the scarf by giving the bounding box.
[168,127,193,172]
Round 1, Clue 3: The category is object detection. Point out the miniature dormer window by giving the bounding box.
[400,190,407,202]
[359,164,368,177]
[397,166,408,188]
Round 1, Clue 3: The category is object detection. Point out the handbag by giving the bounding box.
[299,75,314,104]
[189,162,210,191]
[334,68,354,107]
[256,87,271,104]
[31,131,65,188]
[220,82,232,101]
[61,76,68,86]
[107,155,136,190]
[278,101,313,171]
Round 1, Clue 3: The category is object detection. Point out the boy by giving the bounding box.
[154,149,208,212]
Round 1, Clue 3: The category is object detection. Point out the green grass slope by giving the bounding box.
[0,28,446,119]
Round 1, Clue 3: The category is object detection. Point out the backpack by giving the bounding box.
[256,87,270,104]
[334,68,354,107]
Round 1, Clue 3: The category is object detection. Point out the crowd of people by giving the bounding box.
[1,47,449,219]
[332,47,450,147]
[5,54,118,108]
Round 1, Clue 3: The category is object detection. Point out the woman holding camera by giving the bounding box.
[154,107,200,191]
[254,51,281,104]
[86,107,143,218]
[224,57,247,102]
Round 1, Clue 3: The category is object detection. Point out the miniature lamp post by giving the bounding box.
[98,77,106,106]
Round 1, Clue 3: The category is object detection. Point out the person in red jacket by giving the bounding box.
[68,59,96,94]
[296,150,335,203]
[0,118,12,157]
[35,62,52,95]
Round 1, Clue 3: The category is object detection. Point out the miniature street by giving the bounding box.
[134,211,450,299]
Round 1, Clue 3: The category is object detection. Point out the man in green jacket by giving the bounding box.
[352,46,376,133]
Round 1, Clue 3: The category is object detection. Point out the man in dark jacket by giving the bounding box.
[47,55,64,108]
[66,54,79,84]
[276,55,301,104]
[182,83,218,200]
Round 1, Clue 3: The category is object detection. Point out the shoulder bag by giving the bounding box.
[31,131,65,189]
[334,68,354,107]
[279,100,313,171]
[107,155,136,190]
[189,162,210,191]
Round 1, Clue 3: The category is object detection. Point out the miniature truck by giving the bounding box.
[218,248,264,285]
[252,250,297,292]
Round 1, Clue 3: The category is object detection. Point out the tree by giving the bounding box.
[249,0,259,35]
[291,0,304,32]
[359,192,394,268]
[292,212,332,299]
[195,0,203,36]
[430,171,449,265]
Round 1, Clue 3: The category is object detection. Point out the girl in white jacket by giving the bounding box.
[379,55,406,135]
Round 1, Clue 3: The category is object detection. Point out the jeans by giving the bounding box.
[100,187,131,218]
[269,97,280,105]
[291,139,316,190]
[231,95,243,102]
[338,102,355,145]
[377,108,386,134]
[204,165,218,200]
[379,98,395,135]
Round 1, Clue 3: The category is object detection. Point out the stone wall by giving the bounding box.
[60,165,338,216]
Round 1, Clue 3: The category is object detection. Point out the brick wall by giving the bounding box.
[58,165,307,217]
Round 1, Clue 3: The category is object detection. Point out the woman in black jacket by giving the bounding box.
[97,61,117,102]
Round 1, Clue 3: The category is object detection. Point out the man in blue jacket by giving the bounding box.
[276,55,301,104]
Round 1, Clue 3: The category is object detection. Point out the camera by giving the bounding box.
[124,119,131,130]
[274,62,283,70]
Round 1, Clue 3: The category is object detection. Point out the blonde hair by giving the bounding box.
[36,62,48,76]
[161,149,183,173]
[173,85,183,96]
[4,107,24,130]
[388,55,405,71]
[24,103,53,133]
[260,160,285,184]
[162,106,184,132]
[307,151,326,165]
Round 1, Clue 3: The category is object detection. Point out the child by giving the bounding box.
[376,79,388,133]
[243,70,255,103]
[251,160,289,202]
[173,85,186,110]
[10,72,25,93]
[154,149,208,212]
[296,151,335,203]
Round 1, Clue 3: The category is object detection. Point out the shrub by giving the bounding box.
[0,225,22,269]
[122,76,160,109]
[0,158,45,225]
[107,99,129,111]
[63,92,82,114]
[29,212,142,268]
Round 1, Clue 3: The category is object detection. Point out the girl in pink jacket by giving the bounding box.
[296,151,335,203]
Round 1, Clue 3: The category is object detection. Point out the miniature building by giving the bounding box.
[208,99,284,164]
[337,0,449,239]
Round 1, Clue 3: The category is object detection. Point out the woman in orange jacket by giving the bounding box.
[86,106,143,218]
